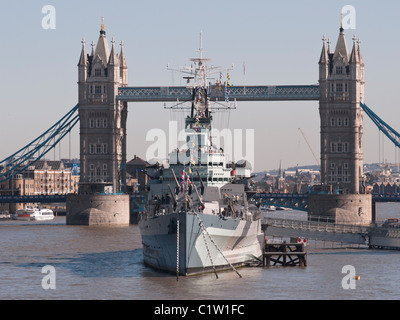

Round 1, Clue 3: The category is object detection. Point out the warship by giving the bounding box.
[139,34,264,276]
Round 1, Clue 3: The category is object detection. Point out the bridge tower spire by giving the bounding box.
[319,20,365,195]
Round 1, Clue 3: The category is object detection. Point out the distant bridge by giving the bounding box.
[0,194,146,213]
[3,192,400,206]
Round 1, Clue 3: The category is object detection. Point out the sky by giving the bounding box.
[0,0,400,172]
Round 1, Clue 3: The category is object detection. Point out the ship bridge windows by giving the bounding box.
[208,162,224,167]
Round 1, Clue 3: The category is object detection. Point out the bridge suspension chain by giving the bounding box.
[361,102,400,149]
[0,104,79,183]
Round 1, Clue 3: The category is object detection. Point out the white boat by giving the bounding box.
[0,212,11,220]
[13,207,55,221]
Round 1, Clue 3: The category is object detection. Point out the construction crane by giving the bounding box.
[298,128,320,170]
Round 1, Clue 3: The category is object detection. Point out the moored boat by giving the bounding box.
[13,207,55,221]
[139,34,263,276]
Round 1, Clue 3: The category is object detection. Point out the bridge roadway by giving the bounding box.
[0,194,145,205]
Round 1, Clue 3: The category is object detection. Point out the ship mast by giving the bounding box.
[166,32,235,191]
[167,31,233,119]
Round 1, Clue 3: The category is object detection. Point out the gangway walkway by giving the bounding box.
[262,217,371,245]
[262,216,400,249]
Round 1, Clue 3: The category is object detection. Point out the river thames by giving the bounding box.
[0,202,399,301]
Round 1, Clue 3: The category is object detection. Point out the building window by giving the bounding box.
[96,144,102,154]
[337,118,342,126]
[95,86,102,94]
[344,118,349,126]
[336,66,343,74]
[96,168,101,176]
[337,143,343,153]
[90,164,95,171]
[89,144,95,154]
[336,83,343,92]
[331,163,336,169]
[95,69,101,77]
[103,164,107,171]
[330,118,336,126]
[344,163,349,169]
[343,143,349,153]
[102,144,108,154]
[330,143,337,153]
[345,83,348,92]
[103,119,108,128]
[89,119,95,128]
[96,119,102,128]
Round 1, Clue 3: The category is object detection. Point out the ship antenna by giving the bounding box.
[199,31,203,60]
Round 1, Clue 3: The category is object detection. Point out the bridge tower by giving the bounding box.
[67,19,130,226]
[308,19,371,225]
[77,18,128,194]
[318,21,365,194]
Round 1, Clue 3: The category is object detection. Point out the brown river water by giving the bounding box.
[0,202,399,300]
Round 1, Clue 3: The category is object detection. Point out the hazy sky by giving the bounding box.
[1,1,399,172]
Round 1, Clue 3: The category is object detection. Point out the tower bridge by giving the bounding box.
[1,18,400,226]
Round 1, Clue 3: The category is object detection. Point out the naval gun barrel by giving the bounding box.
[195,168,205,195]
[193,183,204,208]
[170,168,180,194]
[168,184,178,206]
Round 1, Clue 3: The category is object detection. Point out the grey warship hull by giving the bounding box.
[139,211,263,275]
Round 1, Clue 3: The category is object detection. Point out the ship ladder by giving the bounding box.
[195,213,242,278]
